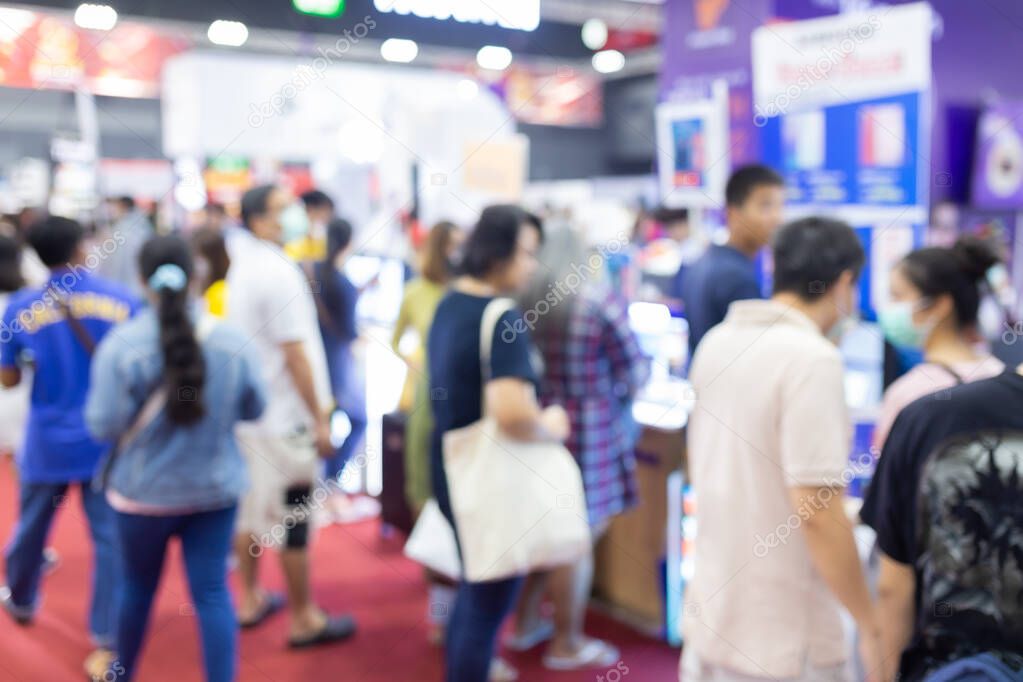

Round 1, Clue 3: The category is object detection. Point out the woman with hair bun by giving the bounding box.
[874,236,1005,448]
[85,235,267,681]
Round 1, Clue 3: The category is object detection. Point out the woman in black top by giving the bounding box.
[428,206,568,682]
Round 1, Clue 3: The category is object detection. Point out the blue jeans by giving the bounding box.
[325,343,367,482]
[433,460,523,681]
[4,480,120,647]
[325,412,368,482]
[446,577,523,682]
[113,506,237,682]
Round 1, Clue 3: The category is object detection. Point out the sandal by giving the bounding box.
[504,620,554,652]
[489,656,518,682]
[238,592,286,629]
[83,648,117,681]
[543,639,620,671]
[288,614,357,648]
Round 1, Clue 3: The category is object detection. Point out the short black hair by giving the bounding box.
[300,189,335,211]
[27,215,84,267]
[726,164,784,208]
[899,236,1001,329]
[772,216,864,301]
[461,205,541,278]
[240,185,276,231]
[0,234,24,292]
[111,196,135,211]
[652,207,689,224]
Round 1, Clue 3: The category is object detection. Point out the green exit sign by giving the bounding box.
[293,0,346,18]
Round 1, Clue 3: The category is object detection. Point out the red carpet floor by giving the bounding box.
[0,468,679,681]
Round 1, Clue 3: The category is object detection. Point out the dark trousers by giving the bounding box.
[433,449,523,682]
[4,480,120,647]
[113,505,237,682]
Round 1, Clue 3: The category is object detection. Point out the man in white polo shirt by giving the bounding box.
[228,184,355,647]
[681,217,883,681]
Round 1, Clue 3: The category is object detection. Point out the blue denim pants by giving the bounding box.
[4,480,121,647]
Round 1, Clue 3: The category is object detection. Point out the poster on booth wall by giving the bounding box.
[971,102,1023,210]
[655,95,729,208]
[752,2,932,208]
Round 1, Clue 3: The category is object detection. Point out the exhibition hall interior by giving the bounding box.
[0,0,1021,680]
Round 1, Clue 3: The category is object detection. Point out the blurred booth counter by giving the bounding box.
[593,304,693,637]
[594,415,687,636]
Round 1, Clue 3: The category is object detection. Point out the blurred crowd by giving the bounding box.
[1,167,1021,682]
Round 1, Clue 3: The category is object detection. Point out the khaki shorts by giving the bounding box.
[236,427,322,550]
[680,647,851,682]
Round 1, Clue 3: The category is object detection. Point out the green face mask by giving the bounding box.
[279,203,310,244]
[877,301,932,349]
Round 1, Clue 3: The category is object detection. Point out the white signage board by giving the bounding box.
[752,2,932,117]
[373,0,540,31]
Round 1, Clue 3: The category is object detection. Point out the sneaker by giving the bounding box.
[0,585,33,625]
[42,547,60,575]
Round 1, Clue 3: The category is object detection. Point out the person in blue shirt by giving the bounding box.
[680,165,785,359]
[86,235,267,682]
[310,218,367,500]
[0,215,139,679]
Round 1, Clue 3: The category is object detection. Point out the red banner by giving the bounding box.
[0,8,188,98]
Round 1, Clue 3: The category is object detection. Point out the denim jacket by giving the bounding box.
[85,308,266,510]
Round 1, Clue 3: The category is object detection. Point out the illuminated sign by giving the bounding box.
[293,0,346,18]
[373,0,540,32]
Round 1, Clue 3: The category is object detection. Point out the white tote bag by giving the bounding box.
[442,297,591,583]
[403,499,462,581]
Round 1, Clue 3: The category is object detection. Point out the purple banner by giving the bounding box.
[970,102,1023,210]
[659,0,773,165]
[660,0,1023,203]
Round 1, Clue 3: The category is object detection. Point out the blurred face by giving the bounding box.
[447,228,466,258]
[823,270,858,334]
[251,188,290,245]
[889,266,952,330]
[729,184,784,249]
[306,205,333,230]
[666,220,690,243]
[496,225,541,293]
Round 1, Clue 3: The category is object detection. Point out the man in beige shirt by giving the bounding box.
[681,217,885,681]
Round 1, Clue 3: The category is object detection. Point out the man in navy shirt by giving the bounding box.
[0,216,138,678]
[681,164,785,359]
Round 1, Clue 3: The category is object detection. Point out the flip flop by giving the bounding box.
[504,620,554,652]
[543,639,621,671]
[288,614,357,649]
[83,648,116,681]
[489,656,519,682]
[238,592,286,629]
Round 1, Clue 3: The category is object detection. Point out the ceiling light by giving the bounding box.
[380,38,418,63]
[476,45,512,71]
[581,18,608,50]
[592,49,625,74]
[208,20,248,47]
[74,4,118,31]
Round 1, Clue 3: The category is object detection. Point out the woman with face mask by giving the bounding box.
[874,236,1005,449]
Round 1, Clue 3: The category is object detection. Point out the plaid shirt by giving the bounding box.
[537,286,650,528]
